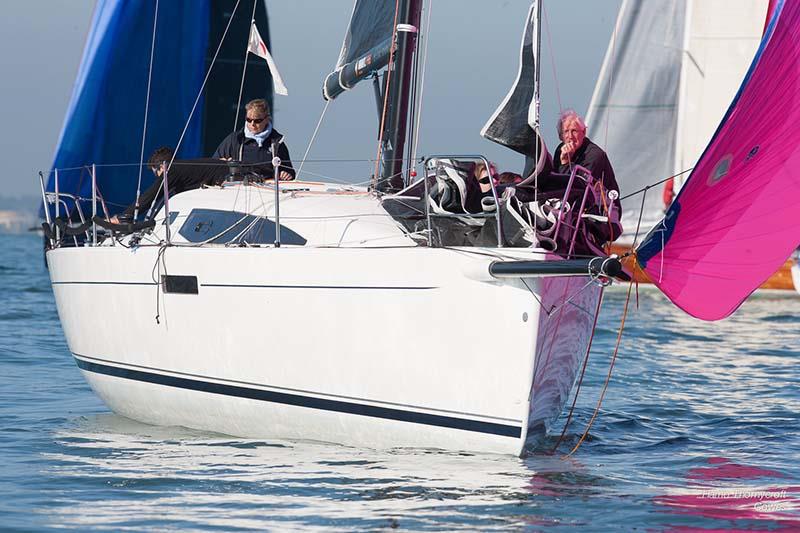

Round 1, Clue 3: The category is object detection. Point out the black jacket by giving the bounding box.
[123,158,230,218]
[213,127,296,180]
[553,138,621,213]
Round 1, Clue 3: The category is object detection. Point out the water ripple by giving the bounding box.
[2,234,799,530]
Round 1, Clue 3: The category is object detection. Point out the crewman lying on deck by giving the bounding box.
[213,98,295,181]
[110,147,231,223]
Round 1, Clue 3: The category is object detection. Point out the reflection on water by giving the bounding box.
[2,234,800,530]
[46,415,539,530]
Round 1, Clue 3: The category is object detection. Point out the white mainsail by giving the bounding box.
[586,0,767,240]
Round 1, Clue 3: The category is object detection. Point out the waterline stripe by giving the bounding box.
[51,281,436,290]
[202,284,437,290]
[52,281,156,286]
[74,358,522,438]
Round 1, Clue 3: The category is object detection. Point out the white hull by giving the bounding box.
[49,245,599,455]
[792,261,800,295]
[46,182,602,455]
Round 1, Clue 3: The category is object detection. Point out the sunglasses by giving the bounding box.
[245,116,268,124]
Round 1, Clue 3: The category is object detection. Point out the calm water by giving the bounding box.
[1,232,799,531]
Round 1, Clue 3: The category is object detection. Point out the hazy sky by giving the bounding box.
[0,0,621,198]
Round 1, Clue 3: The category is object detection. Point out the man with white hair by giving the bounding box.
[553,109,622,241]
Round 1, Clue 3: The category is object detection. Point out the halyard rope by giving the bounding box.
[133,0,159,222]
[296,100,331,181]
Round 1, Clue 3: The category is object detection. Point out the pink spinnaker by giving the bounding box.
[636,0,800,320]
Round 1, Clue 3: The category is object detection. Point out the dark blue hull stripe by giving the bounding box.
[202,284,437,290]
[52,281,436,290]
[74,358,522,439]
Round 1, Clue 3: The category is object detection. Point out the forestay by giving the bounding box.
[636,0,800,320]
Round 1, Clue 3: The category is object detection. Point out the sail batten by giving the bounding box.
[637,0,800,320]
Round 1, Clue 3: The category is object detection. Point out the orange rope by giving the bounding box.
[566,267,637,456]
[550,288,604,453]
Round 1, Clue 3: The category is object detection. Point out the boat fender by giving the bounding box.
[92,216,156,234]
[41,222,54,241]
[54,217,93,236]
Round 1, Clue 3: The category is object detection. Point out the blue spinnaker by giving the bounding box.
[43,0,209,218]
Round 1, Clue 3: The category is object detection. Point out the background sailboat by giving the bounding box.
[585,0,795,290]
[636,0,800,320]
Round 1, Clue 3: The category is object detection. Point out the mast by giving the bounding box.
[377,0,423,193]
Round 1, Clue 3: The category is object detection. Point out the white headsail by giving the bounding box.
[586,0,767,240]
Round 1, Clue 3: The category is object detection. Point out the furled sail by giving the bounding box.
[587,0,767,241]
[636,0,800,320]
[323,1,396,100]
[43,0,274,218]
[480,2,550,183]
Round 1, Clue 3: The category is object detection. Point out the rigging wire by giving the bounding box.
[410,0,433,167]
[372,0,402,190]
[541,4,564,118]
[150,244,169,324]
[169,0,243,169]
[566,170,651,456]
[533,0,542,229]
[404,0,427,182]
[550,288,604,453]
[133,0,159,222]
[296,100,331,181]
[618,167,692,202]
[566,273,634,457]
[233,0,260,134]
[601,3,621,149]
[139,0,243,221]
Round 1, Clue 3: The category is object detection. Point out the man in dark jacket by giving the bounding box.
[112,147,231,222]
[553,110,619,203]
[549,109,623,245]
[213,98,295,180]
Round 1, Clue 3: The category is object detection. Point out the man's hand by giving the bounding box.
[278,171,293,181]
[109,215,120,224]
[560,141,576,165]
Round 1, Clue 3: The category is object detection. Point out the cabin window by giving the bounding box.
[178,209,307,246]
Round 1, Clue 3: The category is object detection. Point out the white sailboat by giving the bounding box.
[587,0,767,240]
[589,0,800,291]
[42,1,622,456]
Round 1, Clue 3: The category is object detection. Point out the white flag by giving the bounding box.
[248,23,288,96]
